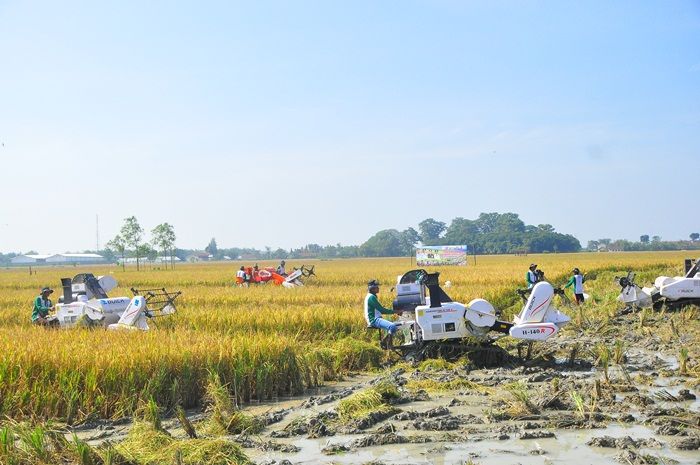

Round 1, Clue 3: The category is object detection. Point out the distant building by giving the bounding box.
[186,252,213,262]
[47,253,105,264]
[11,254,52,264]
[11,253,105,265]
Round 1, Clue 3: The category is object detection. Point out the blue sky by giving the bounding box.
[1,1,699,252]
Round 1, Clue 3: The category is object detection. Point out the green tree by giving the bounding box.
[152,223,177,269]
[443,217,479,246]
[690,233,699,242]
[120,216,144,271]
[398,227,420,255]
[640,235,650,243]
[360,229,405,257]
[205,238,218,257]
[418,218,446,243]
[272,248,288,259]
[106,234,126,271]
[140,244,157,267]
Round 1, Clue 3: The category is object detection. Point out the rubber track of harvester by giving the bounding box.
[403,341,513,367]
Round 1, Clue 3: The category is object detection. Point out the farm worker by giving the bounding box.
[252,264,260,283]
[276,260,287,276]
[236,266,247,286]
[365,280,402,348]
[526,264,539,288]
[565,268,586,304]
[32,287,58,326]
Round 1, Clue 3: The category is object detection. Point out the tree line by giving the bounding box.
[587,234,700,252]
[106,216,176,270]
[359,213,582,256]
[2,213,697,266]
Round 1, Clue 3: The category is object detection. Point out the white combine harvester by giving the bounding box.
[53,273,180,330]
[617,258,700,311]
[386,269,570,361]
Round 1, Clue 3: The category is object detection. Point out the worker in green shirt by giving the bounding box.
[32,287,58,326]
[564,268,586,304]
[526,264,540,288]
[364,279,402,348]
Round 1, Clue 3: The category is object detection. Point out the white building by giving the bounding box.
[46,253,105,264]
[10,254,52,264]
[11,253,105,265]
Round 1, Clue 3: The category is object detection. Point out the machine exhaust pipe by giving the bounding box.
[61,278,73,304]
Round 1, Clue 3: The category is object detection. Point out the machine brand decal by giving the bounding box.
[122,300,141,320]
[427,309,457,314]
[101,298,128,305]
[519,326,555,336]
[529,297,551,317]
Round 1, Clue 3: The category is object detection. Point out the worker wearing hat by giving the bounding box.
[32,287,57,326]
[526,264,540,289]
[236,266,248,287]
[276,260,287,276]
[564,268,586,304]
[365,279,402,348]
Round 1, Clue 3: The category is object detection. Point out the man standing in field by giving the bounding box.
[365,280,401,348]
[276,260,287,276]
[236,266,248,287]
[32,287,58,326]
[526,264,540,288]
[565,268,586,304]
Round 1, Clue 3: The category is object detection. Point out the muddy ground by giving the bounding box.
[74,310,700,465]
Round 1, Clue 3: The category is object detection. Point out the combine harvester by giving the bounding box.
[249,265,316,288]
[385,269,571,362]
[52,273,180,330]
[617,258,700,311]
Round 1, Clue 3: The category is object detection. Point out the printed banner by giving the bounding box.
[416,245,468,266]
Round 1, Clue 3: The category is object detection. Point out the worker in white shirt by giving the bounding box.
[564,268,586,304]
[236,266,248,287]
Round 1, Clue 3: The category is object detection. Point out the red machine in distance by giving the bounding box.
[243,265,316,288]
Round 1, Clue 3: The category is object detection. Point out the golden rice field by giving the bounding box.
[0,251,694,425]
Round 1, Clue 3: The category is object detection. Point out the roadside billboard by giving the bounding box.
[416,245,468,266]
